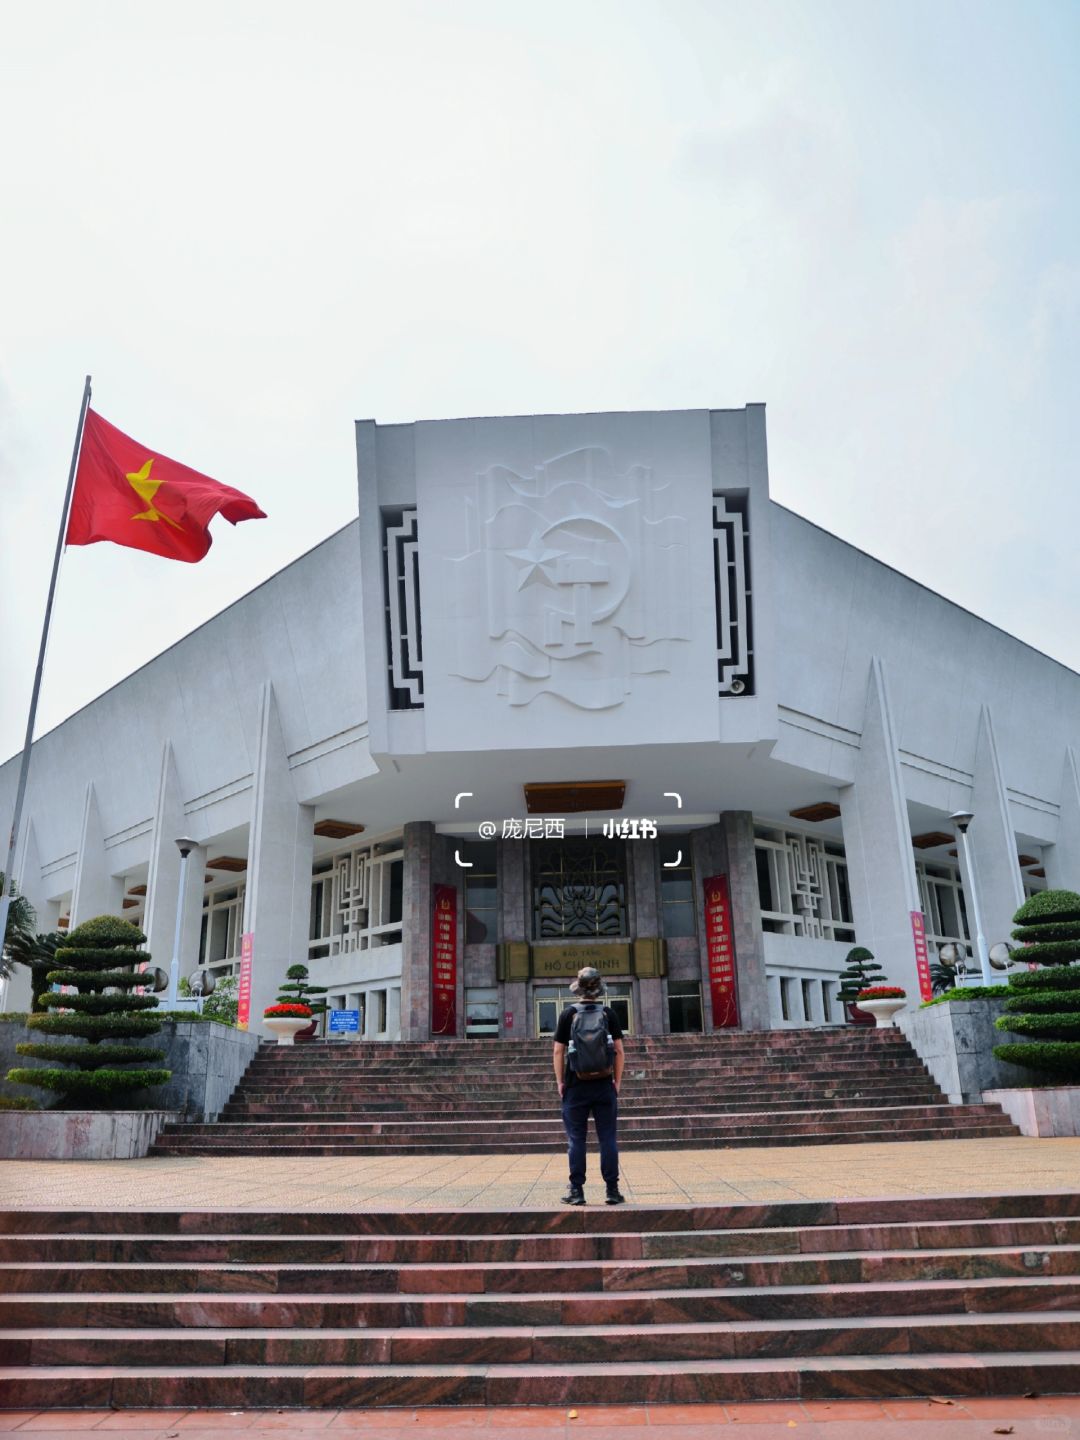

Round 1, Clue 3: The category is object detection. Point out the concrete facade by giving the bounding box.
[1,405,1078,1043]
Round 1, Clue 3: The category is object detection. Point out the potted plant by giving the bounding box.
[275,964,329,1042]
[837,946,885,1024]
[262,1002,313,1046]
[855,985,908,1028]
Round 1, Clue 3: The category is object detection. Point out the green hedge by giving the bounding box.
[995,1011,1080,1040]
[1002,989,1080,1014]
[1011,890,1080,923]
[992,1041,1080,1077]
[1006,941,1080,966]
[0,1096,39,1111]
[44,968,154,991]
[39,991,160,1015]
[57,916,148,947]
[1009,921,1080,945]
[15,1042,167,1069]
[1007,964,1080,993]
[6,1067,170,1095]
[51,947,146,969]
[922,984,1010,1007]
[0,1013,29,1024]
[24,1011,162,1040]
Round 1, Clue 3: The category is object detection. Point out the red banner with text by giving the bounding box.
[431,885,458,1036]
[911,911,933,1003]
[704,874,740,1029]
[237,932,254,1030]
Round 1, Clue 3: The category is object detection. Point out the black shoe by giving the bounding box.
[605,1185,626,1205]
[562,1184,586,1206]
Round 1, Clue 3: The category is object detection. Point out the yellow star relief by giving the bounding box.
[127,458,183,529]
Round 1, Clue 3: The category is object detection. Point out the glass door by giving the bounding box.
[534,983,634,1036]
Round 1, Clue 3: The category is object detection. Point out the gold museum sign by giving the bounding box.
[497,939,666,980]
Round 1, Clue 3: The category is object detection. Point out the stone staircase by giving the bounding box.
[1,1193,1078,1408]
[150,1029,1019,1156]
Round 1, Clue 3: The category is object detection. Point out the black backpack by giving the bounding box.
[568,1002,614,1079]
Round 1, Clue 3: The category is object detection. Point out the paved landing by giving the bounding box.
[1,1397,1080,1435]
[2,1136,1078,1211]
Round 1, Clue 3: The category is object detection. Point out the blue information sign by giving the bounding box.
[329,1009,360,1033]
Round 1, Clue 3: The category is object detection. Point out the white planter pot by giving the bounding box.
[858,998,907,1028]
[264,1016,310,1046]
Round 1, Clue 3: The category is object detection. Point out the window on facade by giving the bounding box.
[461,840,497,943]
[308,837,405,958]
[667,979,703,1033]
[532,838,627,939]
[375,989,387,1033]
[659,835,696,938]
[916,860,971,963]
[198,886,245,970]
[754,826,855,942]
[465,986,499,1037]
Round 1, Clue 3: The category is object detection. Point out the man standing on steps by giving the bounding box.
[553,966,626,1206]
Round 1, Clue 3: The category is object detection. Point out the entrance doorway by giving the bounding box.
[534,982,634,1037]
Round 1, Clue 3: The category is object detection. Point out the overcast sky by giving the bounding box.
[1,0,1078,764]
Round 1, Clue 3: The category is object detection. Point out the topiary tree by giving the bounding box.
[992,890,1080,1079]
[275,964,328,1034]
[837,946,885,1017]
[6,915,170,1105]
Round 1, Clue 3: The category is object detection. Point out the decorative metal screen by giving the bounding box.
[713,492,753,695]
[532,838,627,939]
[383,508,424,709]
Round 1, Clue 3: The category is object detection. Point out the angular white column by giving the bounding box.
[243,685,315,1036]
[144,742,205,977]
[70,783,124,926]
[1045,747,1080,892]
[839,658,923,997]
[964,706,1025,953]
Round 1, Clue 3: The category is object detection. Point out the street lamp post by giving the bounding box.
[167,837,199,1006]
[950,811,994,985]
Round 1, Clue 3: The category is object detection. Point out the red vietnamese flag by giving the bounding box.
[66,409,266,562]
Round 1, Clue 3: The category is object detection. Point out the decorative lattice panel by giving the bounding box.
[785,832,827,938]
[713,493,753,695]
[335,848,370,934]
[384,509,424,709]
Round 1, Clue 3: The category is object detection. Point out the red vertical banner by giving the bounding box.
[431,885,458,1036]
[703,875,740,1029]
[910,911,933,1003]
[237,932,254,1030]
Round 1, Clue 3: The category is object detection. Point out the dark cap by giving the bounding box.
[569,966,605,998]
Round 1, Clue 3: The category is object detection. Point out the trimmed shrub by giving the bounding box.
[837,947,885,1010]
[275,965,329,1025]
[922,984,1010,1008]
[993,897,1080,1080]
[6,915,170,1106]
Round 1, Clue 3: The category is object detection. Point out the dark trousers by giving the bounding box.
[561,1078,619,1189]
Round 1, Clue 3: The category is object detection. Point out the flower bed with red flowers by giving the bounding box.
[263,1003,313,1019]
[856,986,906,1000]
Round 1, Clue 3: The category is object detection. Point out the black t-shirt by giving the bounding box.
[554,1003,624,1086]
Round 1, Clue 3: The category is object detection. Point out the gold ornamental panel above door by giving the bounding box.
[496,939,666,981]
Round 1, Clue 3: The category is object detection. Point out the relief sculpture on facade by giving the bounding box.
[445,447,689,709]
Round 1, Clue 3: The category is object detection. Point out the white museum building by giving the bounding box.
[2,405,1078,1041]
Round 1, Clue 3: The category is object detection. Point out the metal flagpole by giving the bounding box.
[0,376,93,949]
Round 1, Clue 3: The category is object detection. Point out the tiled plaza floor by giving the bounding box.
[2,1398,1080,1436]
[1,1135,1078,1210]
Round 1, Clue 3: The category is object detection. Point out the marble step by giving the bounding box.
[4,1311,1079,1366]
[3,1351,1080,1409]
[5,1216,1078,1265]
[12,1241,1076,1295]
[6,1275,1078,1330]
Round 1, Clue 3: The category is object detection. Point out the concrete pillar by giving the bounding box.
[1044,747,1080,892]
[144,742,205,978]
[498,837,528,1038]
[387,985,402,1041]
[401,822,434,1040]
[630,838,664,1034]
[839,658,923,998]
[243,685,315,1036]
[690,813,770,1032]
[964,706,1025,951]
[70,783,123,926]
